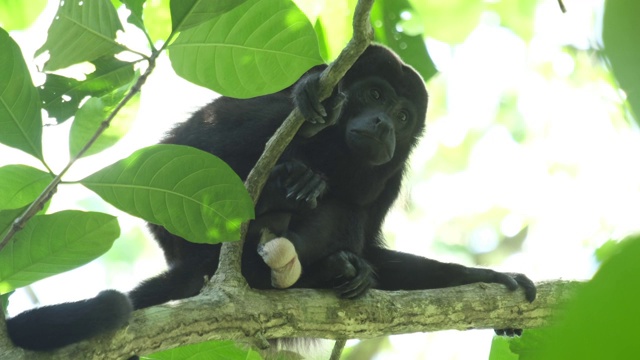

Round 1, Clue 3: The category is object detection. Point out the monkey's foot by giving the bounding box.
[258,237,302,288]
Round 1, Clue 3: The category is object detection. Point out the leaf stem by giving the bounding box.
[40,158,54,175]
[123,47,150,60]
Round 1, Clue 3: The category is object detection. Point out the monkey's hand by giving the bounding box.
[490,271,536,337]
[320,251,376,299]
[293,72,346,137]
[277,160,328,209]
[256,160,328,215]
[490,271,537,303]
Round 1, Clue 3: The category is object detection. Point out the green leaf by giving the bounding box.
[169,0,323,98]
[1,291,10,315]
[144,340,262,360]
[37,0,127,71]
[170,0,248,32]
[0,205,51,240]
[594,239,620,264]
[314,20,329,62]
[488,0,537,42]
[315,1,355,61]
[509,329,550,360]
[371,0,437,82]
[410,0,482,44]
[0,0,47,31]
[40,57,135,124]
[80,144,254,244]
[143,0,171,44]
[0,210,120,294]
[535,235,640,359]
[603,0,640,125]
[0,28,43,160]
[69,82,140,157]
[0,165,53,210]
[488,336,518,360]
[118,0,147,34]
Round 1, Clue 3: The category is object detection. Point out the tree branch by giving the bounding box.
[0,280,580,359]
[212,0,375,287]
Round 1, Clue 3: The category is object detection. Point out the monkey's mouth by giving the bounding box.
[351,129,384,144]
[349,130,393,165]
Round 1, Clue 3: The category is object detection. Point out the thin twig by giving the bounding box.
[330,339,347,360]
[558,0,566,13]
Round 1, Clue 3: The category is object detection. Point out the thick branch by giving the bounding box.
[0,280,580,359]
[213,0,375,286]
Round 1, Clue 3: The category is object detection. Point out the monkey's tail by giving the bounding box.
[6,290,132,351]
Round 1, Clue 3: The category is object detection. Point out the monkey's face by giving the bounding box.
[342,78,419,166]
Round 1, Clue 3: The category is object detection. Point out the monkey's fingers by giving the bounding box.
[295,73,327,124]
[509,272,537,302]
[495,328,523,337]
[491,272,537,303]
[330,252,375,299]
[286,168,315,198]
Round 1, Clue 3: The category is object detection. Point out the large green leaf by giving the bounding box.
[36,0,127,71]
[603,0,640,125]
[0,28,43,160]
[0,165,53,210]
[0,211,120,294]
[143,0,171,44]
[515,236,640,359]
[145,340,262,360]
[410,0,482,44]
[371,0,437,82]
[40,56,136,124]
[488,336,519,360]
[314,0,358,62]
[169,0,323,98]
[0,0,47,31]
[69,82,140,157]
[488,0,537,42]
[80,144,254,244]
[115,0,147,35]
[313,20,330,62]
[170,0,248,32]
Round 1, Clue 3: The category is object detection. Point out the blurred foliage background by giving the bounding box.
[1,0,639,358]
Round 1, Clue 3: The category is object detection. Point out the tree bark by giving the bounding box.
[0,280,580,359]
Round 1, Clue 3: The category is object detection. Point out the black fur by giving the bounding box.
[5,45,536,351]
[6,290,132,350]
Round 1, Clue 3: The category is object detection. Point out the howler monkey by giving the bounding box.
[6,45,536,352]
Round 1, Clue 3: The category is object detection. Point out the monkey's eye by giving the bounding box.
[397,111,408,123]
[369,88,381,100]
